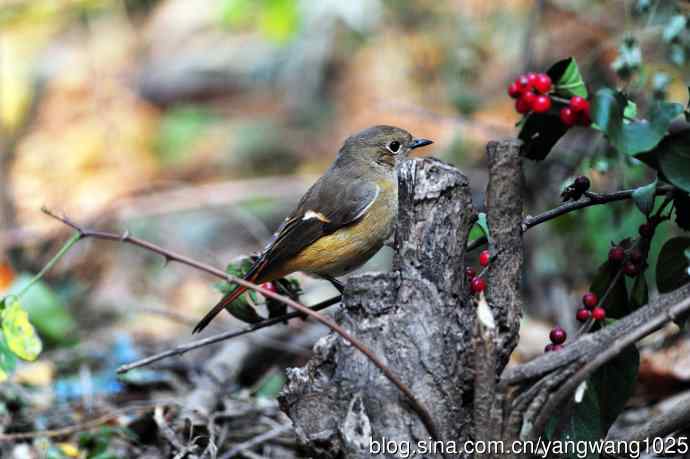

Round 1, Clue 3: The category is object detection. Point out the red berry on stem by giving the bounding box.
[608,246,625,264]
[570,96,589,113]
[471,277,487,293]
[629,248,643,264]
[560,107,577,127]
[260,282,277,294]
[623,261,639,277]
[639,223,654,239]
[526,72,538,88]
[479,250,491,267]
[544,344,555,353]
[592,307,606,321]
[508,82,521,98]
[465,266,476,279]
[533,73,552,94]
[532,95,552,113]
[549,326,567,344]
[515,97,531,114]
[582,292,598,309]
[516,75,530,91]
[576,308,592,322]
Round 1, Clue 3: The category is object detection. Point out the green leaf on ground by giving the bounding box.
[591,345,640,433]
[656,237,690,293]
[545,381,601,459]
[1,299,42,361]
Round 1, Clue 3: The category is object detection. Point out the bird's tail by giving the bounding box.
[192,260,266,334]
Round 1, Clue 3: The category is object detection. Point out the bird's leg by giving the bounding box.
[320,274,345,293]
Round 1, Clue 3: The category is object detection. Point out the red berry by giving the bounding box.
[629,248,643,264]
[578,109,592,126]
[471,276,487,293]
[508,82,522,98]
[465,266,476,279]
[533,73,552,94]
[623,261,639,277]
[560,107,577,126]
[516,75,530,91]
[570,96,589,113]
[544,343,555,353]
[260,282,277,294]
[516,92,535,113]
[551,344,564,351]
[479,250,491,267]
[532,95,552,113]
[576,308,592,322]
[592,307,606,321]
[639,223,654,239]
[549,326,567,345]
[608,246,625,264]
[582,292,598,309]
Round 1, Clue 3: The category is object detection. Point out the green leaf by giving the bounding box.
[8,275,77,346]
[589,260,629,318]
[0,333,17,382]
[518,112,569,161]
[255,372,286,398]
[476,212,490,238]
[549,57,588,98]
[655,132,690,193]
[656,237,690,293]
[545,381,601,459]
[1,300,42,361]
[630,274,649,310]
[591,345,640,433]
[631,179,657,215]
[592,89,684,156]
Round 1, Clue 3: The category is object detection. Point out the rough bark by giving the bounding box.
[280,143,525,458]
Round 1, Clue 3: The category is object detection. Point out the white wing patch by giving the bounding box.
[352,184,380,221]
[303,210,331,222]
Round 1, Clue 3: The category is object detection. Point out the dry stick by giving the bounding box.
[532,294,690,437]
[42,208,441,442]
[467,185,674,251]
[117,296,340,373]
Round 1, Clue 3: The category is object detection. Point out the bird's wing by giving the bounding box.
[259,178,380,269]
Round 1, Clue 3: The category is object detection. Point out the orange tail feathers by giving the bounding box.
[192,261,266,334]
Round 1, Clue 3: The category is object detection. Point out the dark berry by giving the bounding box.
[570,96,590,113]
[576,308,592,322]
[545,343,555,353]
[629,248,643,264]
[608,246,625,264]
[549,326,567,345]
[592,307,606,321]
[465,266,477,279]
[532,95,552,113]
[574,176,590,192]
[639,223,654,239]
[479,250,491,267]
[560,107,577,127]
[471,277,487,293]
[623,261,639,277]
[508,82,521,98]
[533,73,552,94]
[582,292,598,309]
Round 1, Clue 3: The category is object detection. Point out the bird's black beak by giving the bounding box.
[409,138,433,149]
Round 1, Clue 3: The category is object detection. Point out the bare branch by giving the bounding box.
[43,207,440,441]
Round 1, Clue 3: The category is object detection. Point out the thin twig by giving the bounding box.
[43,208,441,441]
[467,185,674,251]
[117,296,341,373]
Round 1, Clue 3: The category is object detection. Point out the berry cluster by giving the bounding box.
[545,326,566,352]
[507,72,592,128]
[559,96,591,127]
[508,73,553,114]
[609,239,648,278]
[467,249,491,294]
[575,291,606,323]
[561,175,591,202]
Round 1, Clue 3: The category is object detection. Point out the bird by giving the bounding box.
[193,125,433,333]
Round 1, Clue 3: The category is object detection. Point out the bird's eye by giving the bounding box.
[387,141,401,153]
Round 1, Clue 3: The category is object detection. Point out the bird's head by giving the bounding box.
[338,125,433,172]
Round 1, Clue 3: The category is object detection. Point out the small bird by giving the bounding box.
[193,125,432,333]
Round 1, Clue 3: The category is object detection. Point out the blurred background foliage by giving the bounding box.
[1,0,690,456]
